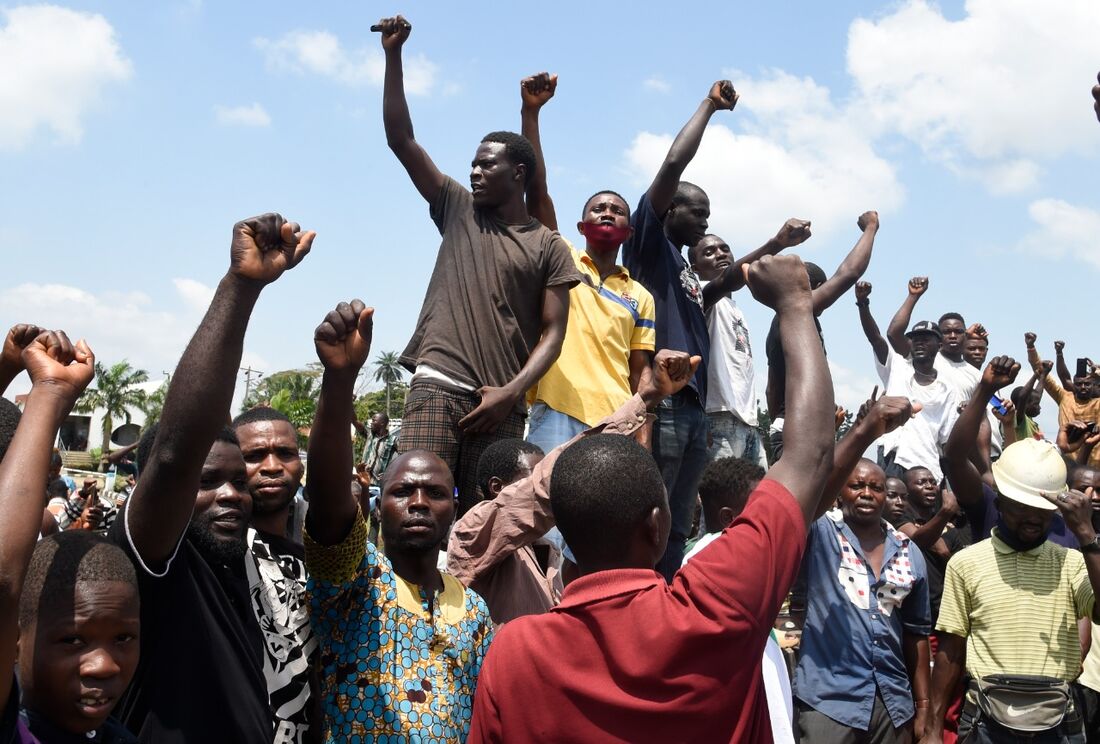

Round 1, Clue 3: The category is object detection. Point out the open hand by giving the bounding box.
[459,386,519,434]
[908,276,928,297]
[375,15,411,50]
[638,350,701,408]
[230,214,314,286]
[22,330,95,404]
[521,72,557,110]
[314,300,374,376]
[708,80,738,111]
[982,355,1020,390]
[774,218,812,248]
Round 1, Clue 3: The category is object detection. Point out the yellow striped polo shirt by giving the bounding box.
[937,531,1094,681]
[528,247,656,426]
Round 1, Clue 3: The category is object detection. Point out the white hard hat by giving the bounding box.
[991,438,1068,511]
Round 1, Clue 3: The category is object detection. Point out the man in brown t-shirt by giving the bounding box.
[378,16,580,511]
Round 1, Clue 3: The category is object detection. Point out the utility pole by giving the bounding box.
[241,366,263,404]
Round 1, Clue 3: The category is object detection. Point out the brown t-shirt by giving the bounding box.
[401,176,581,390]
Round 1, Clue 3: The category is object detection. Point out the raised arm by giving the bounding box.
[898,487,958,557]
[127,214,313,566]
[817,391,919,519]
[1015,362,1048,427]
[459,284,570,434]
[378,16,445,204]
[742,255,835,523]
[945,356,1020,511]
[1025,332,1065,401]
[646,80,737,216]
[307,301,374,546]
[810,211,879,315]
[0,324,43,395]
[1055,340,1076,391]
[887,276,927,357]
[520,72,558,230]
[701,218,810,310]
[855,281,889,365]
[0,330,94,708]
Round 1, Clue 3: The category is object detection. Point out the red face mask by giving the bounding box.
[579,222,632,249]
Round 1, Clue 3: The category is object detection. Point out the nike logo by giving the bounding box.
[1004,704,1033,718]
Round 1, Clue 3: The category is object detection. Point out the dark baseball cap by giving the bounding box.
[905,320,942,340]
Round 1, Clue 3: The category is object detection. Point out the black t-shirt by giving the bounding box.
[765,315,825,418]
[108,517,272,743]
[1,677,136,743]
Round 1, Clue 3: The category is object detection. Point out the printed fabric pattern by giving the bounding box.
[829,510,915,616]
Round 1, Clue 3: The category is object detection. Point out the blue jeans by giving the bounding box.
[707,411,768,469]
[653,389,709,582]
[527,402,588,453]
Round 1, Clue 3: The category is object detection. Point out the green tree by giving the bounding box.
[371,351,405,418]
[141,375,170,428]
[242,369,322,448]
[76,361,149,455]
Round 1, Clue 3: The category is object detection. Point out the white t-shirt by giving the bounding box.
[702,286,757,426]
[683,533,794,744]
[934,354,980,400]
[882,351,963,482]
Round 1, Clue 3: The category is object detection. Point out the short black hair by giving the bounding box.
[232,406,292,430]
[581,190,631,219]
[804,262,827,289]
[19,530,137,629]
[371,412,390,426]
[687,233,726,265]
[697,457,765,529]
[939,312,966,327]
[480,131,536,186]
[1009,385,1027,408]
[550,435,665,566]
[47,477,70,501]
[670,181,706,210]
[136,423,238,477]
[476,439,543,500]
[50,450,62,470]
[0,397,22,463]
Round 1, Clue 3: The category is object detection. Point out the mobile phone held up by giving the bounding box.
[989,395,1008,416]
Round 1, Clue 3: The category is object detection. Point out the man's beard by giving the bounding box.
[187,518,247,566]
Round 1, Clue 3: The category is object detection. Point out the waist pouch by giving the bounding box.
[973,674,1072,732]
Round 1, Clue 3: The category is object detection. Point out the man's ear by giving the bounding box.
[513,163,527,185]
[717,506,737,530]
[487,476,503,499]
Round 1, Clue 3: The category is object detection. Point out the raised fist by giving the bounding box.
[966,323,988,340]
[908,276,929,297]
[638,350,701,408]
[1024,331,1037,348]
[982,355,1020,391]
[742,254,811,311]
[857,211,879,232]
[376,15,411,51]
[1,323,44,374]
[229,213,314,286]
[314,300,374,376]
[1094,72,1100,123]
[22,330,95,404]
[708,80,739,111]
[1041,360,1054,376]
[855,281,872,302]
[1055,340,1066,353]
[521,72,557,110]
[774,218,812,248]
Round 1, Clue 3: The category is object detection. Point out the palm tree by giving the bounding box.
[372,351,405,417]
[76,361,149,455]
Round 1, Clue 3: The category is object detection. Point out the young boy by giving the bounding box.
[0,329,141,743]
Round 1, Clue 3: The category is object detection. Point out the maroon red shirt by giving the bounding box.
[468,479,806,743]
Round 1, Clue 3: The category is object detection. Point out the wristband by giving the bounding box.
[855,300,869,308]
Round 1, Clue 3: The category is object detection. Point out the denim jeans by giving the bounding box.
[707,411,768,469]
[653,389,709,582]
[527,402,588,453]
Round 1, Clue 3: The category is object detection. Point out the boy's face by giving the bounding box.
[19,580,140,734]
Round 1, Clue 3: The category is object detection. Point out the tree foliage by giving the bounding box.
[76,361,149,454]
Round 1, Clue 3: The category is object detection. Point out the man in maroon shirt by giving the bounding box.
[467,254,838,743]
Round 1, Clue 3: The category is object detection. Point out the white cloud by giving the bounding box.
[171,278,215,314]
[643,76,671,94]
[214,103,271,128]
[0,5,132,150]
[254,30,438,95]
[624,70,904,246]
[847,0,1100,189]
[1017,198,1100,269]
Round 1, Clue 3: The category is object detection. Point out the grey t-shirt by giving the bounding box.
[401,176,581,390]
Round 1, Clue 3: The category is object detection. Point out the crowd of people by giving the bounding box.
[2,17,1100,744]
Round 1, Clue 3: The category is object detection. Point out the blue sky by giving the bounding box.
[2,0,1098,434]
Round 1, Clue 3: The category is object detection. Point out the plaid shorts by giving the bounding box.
[397,382,526,514]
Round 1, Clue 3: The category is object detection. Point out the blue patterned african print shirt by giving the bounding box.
[305,511,493,743]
